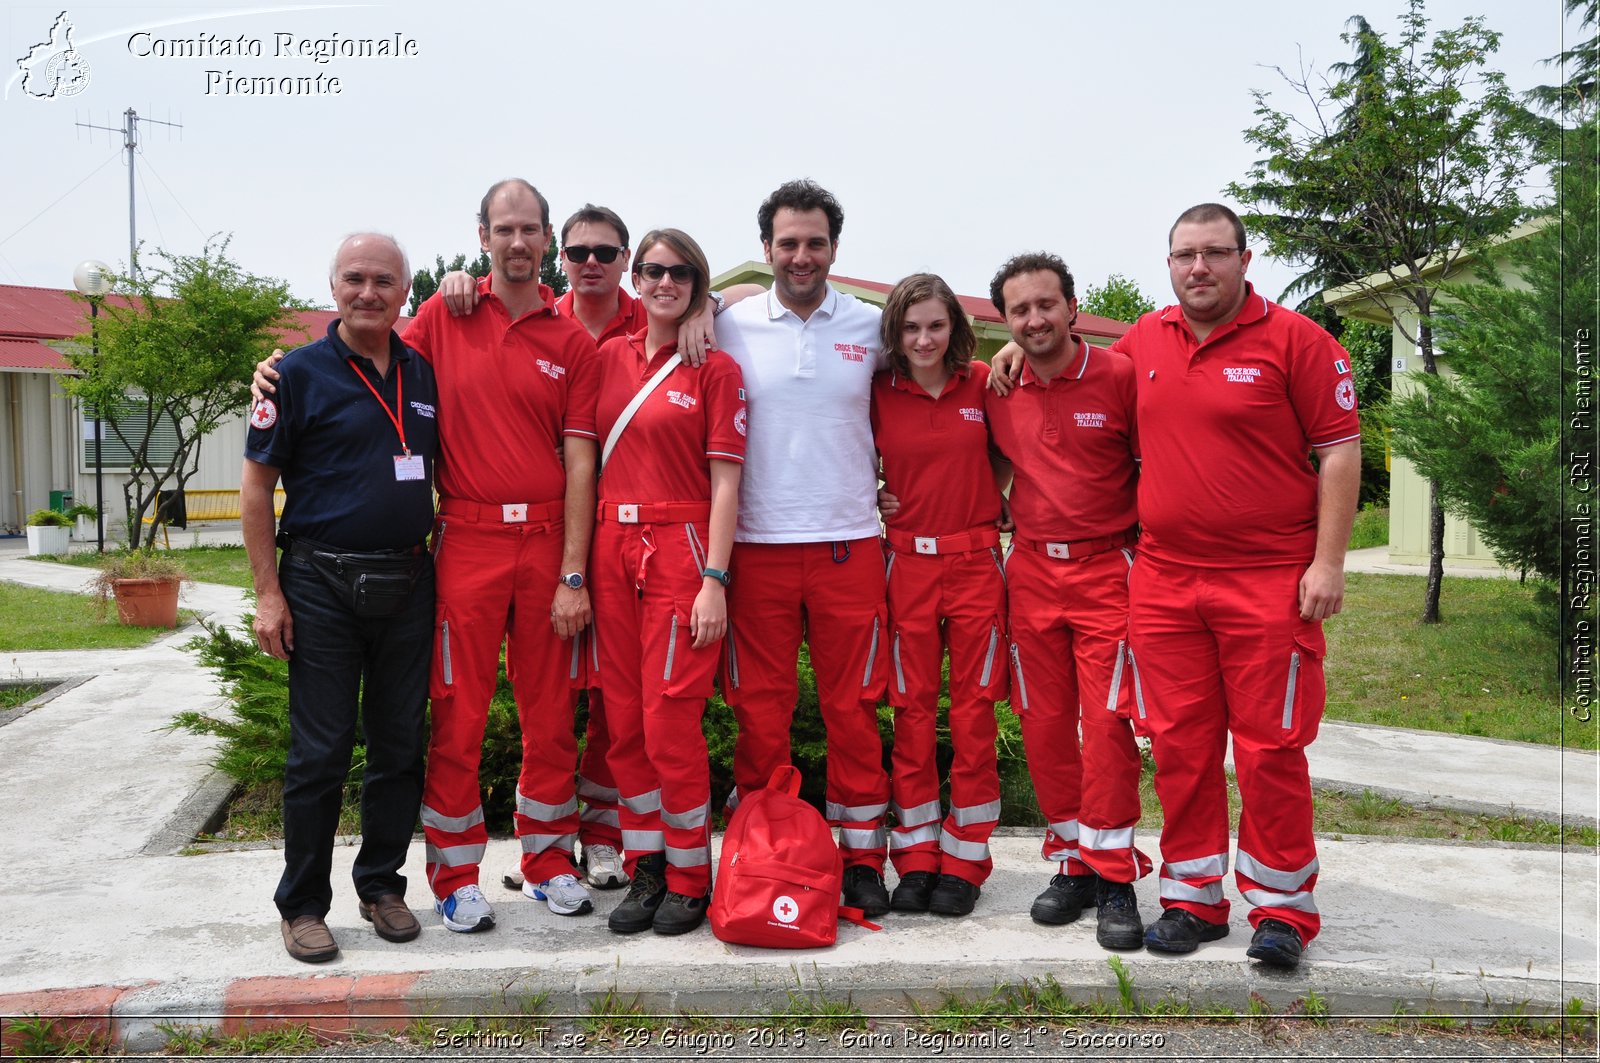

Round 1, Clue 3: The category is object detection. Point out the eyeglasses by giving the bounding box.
[637,262,697,284]
[1169,247,1243,267]
[564,244,623,264]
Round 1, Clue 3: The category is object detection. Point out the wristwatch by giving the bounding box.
[708,290,727,316]
[701,567,731,587]
[558,572,585,590]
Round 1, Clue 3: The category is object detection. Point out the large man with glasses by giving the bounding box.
[1113,203,1360,968]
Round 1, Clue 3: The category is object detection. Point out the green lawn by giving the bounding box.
[0,582,188,650]
[1325,573,1583,748]
[32,544,253,589]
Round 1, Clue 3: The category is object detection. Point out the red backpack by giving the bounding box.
[710,765,880,948]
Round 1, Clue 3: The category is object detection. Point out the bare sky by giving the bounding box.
[0,0,1583,315]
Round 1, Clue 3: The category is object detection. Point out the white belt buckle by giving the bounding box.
[502,503,528,523]
[1046,541,1071,559]
[914,536,938,555]
[618,504,640,524]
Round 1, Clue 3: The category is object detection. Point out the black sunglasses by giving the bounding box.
[637,262,697,284]
[564,244,623,264]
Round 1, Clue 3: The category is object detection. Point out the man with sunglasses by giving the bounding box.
[712,179,895,917]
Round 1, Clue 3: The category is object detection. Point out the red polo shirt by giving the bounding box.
[985,338,1139,542]
[556,288,648,345]
[870,363,1001,535]
[593,332,746,504]
[1112,284,1361,566]
[403,277,598,506]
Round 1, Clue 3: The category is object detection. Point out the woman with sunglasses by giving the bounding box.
[870,273,1009,917]
[586,229,746,936]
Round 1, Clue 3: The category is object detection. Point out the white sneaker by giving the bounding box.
[435,884,494,933]
[501,865,525,891]
[582,843,629,890]
[525,873,594,916]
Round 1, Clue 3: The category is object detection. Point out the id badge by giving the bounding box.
[394,453,425,481]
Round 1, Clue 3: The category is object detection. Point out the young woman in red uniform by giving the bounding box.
[587,229,746,936]
[870,274,1009,916]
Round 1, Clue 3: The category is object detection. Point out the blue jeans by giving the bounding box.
[274,549,434,920]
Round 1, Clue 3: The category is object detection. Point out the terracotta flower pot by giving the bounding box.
[113,577,180,628]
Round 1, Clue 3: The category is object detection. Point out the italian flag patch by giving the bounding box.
[1334,358,1350,375]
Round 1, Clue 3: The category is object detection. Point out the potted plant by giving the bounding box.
[65,502,101,542]
[89,549,191,628]
[24,509,72,556]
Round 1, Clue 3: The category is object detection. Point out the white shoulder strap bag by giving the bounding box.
[600,353,682,473]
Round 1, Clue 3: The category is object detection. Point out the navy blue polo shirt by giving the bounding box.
[245,320,439,551]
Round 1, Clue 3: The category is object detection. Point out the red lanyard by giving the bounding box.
[346,357,408,456]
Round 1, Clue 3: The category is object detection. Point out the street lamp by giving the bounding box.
[72,260,112,553]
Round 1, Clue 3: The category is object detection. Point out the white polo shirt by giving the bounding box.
[715,284,887,543]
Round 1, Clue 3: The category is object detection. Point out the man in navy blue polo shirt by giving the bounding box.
[242,232,440,964]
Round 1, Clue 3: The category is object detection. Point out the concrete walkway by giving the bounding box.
[0,549,1594,1052]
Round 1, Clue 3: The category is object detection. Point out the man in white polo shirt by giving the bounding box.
[714,179,893,916]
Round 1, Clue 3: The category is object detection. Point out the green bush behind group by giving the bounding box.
[180,617,1045,835]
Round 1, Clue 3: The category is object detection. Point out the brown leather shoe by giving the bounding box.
[359,893,421,943]
[281,914,339,963]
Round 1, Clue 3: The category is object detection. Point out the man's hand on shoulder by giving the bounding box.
[989,342,1022,396]
[440,271,482,317]
[251,348,286,403]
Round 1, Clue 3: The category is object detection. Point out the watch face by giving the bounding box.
[561,573,584,589]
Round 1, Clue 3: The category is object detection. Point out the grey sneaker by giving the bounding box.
[582,843,628,890]
[525,873,594,916]
[435,884,494,933]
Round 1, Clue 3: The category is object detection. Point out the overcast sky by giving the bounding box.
[0,0,1585,316]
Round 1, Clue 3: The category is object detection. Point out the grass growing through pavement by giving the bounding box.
[34,544,253,588]
[0,681,48,709]
[1323,573,1578,748]
[0,582,186,650]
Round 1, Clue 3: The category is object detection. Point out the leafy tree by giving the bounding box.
[1389,0,1597,653]
[406,244,568,316]
[1226,0,1526,622]
[62,238,306,551]
[408,251,488,315]
[1080,273,1155,323]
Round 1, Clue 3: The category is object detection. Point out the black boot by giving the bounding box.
[607,853,667,934]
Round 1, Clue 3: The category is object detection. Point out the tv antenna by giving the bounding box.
[76,108,183,280]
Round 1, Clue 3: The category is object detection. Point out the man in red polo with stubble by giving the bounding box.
[984,252,1151,953]
[1115,203,1360,969]
[403,178,605,930]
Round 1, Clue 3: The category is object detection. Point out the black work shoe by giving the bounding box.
[890,871,936,912]
[1029,872,1097,925]
[607,853,667,934]
[652,891,709,936]
[1094,879,1145,950]
[841,864,891,917]
[927,874,980,916]
[1246,918,1304,969]
[1144,908,1228,954]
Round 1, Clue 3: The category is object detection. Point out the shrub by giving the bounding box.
[182,619,1042,833]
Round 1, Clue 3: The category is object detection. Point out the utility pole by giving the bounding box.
[76,108,182,279]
